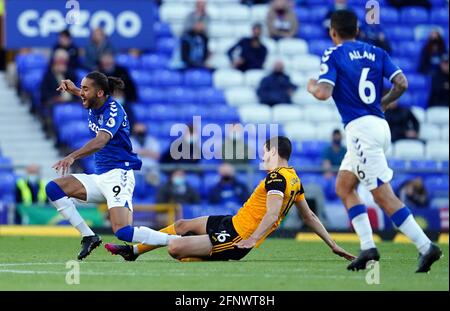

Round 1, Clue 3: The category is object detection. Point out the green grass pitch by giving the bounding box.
[0,236,447,291]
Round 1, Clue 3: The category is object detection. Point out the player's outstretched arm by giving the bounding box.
[295,199,355,261]
[52,131,111,175]
[56,79,81,97]
[234,195,283,249]
[307,79,334,101]
[381,72,408,111]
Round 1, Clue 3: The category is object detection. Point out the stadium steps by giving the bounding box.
[0,73,60,179]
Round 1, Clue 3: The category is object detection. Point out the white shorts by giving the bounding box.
[72,168,135,210]
[339,115,393,191]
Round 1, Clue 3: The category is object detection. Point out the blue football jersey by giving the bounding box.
[318,40,401,126]
[87,96,142,174]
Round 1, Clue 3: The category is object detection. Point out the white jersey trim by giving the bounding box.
[99,128,113,139]
[317,78,335,86]
[267,190,284,198]
[389,69,402,82]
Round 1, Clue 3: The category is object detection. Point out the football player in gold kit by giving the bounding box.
[105,136,355,262]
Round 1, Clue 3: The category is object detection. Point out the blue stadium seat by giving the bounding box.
[184,70,212,87]
[81,157,95,174]
[387,26,415,41]
[130,70,154,86]
[167,87,196,104]
[205,105,239,122]
[410,160,439,170]
[381,7,399,25]
[0,157,13,172]
[151,70,182,87]
[391,57,416,72]
[400,7,429,24]
[429,0,447,7]
[131,103,153,122]
[413,90,429,109]
[16,53,48,75]
[298,173,327,188]
[75,69,89,85]
[138,87,167,104]
[308,39,333,56]
[388,159,408,170]
[298,23,327,40]
[407,74,430,91]
[295,7,314,23]
[425,175,449,198]
[59,121,91,144]
[393,41,422,59]
[391,173,417,192]
[157,38,177,56]
[295,140,329,158]
[115,54,140,69]
[153,21,172,38]
[53,103,86,127]
[186,173,202,193]
[20,68,45,93]
[0,172,16,198]
[195,88,227,105]
[141,53,170,70]
[430,7,449,25]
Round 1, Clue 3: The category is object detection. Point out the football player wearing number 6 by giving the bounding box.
[105,137,355,263]
[47,72,179,260]
[307,10,441,273]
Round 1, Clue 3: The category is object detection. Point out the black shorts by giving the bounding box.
[206,215,252,261]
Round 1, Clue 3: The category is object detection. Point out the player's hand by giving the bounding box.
[331,244,356,261]
[307,78,318,94]
[52,156,75,176]
[234,238,256,249]
[56,79,76,94]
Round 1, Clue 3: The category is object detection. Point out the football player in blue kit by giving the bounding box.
[46,72,178,260]
[307,10,441,273]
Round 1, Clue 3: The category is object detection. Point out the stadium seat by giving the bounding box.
[159,4,191,23]
[278,38,309,56]
[272,104,303,124]
[298,23,327,40]
[308,39,333,56]
[414,25,445,41]
[427,107,449,125]
[138,87,167,104]
[219,5,250,22]
[154,21,173,38]
[400,7,429,24]
[53,104,86,127]
[441,125,449,141]
[59,121,91,144]
[410,159,439,171]
[315,123,344,141]
[284,121,317,142]
[426,140,449,160]
[425,175,449,199]
[250,4,269,23]
[0,172,16,198]
[152,70,183,87]
[244,69,266,88]
[213,69,244,89]
[391,57,417,73]
[211,38,236,54]
[115,54,140,69]
[263,55,292,72]
[419,123,441,141]
[292,89,321,106]
[411,106,426,123]
[157,37,177,55]
[166,87,196,104]
[195,87,227,105]
[291,54,321,72]
[16,53,48,74]
[394,140,425,160]
[407,74,429,91]
[184,70,212,87]
[430,7,449,25]
[381,7,400,25]
[388,26,415,41]
[303,5,329,22]
[224,87,258,107]
[130,70,154,86]
[141,53,170,70]
[394,41,422,59]
[261,38,278,54]
[302,106,335,123]
[207,53,231,69]
[388,159,408,170]
[210,23,236,38]
[20,68,45,93]
[0,157,13,172]
[238,105,271,124]
[295,140,329,158]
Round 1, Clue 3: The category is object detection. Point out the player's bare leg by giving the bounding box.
[371,183,442,273]
[105,216,209,261]
[167,235,213,260]
[45,176,101,260]
[336,171,380,271]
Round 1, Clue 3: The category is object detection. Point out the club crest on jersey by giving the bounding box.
[98,115,103,125]
[107,117,116,128]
